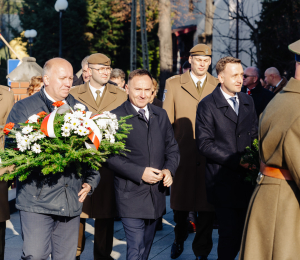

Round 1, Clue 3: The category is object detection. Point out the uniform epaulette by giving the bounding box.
[0,85,10,92]
[117,86,126,92]
[166,74,180,82]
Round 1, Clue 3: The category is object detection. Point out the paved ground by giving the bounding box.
[5,196,238,260]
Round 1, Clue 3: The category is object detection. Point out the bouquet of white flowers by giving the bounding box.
[0,101,132,181]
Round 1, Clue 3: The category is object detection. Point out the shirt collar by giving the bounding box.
[190,71,207,86]
[89,82,105,93]
[43,88,66,103]
[275,78,283,88]
[131,102,148,114]
[220,86,238,101]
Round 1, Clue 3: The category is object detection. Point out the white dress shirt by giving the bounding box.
[43,88,66,104]
[89,83,105,101]
[275,78,283,88]
[190,71,207,88]
[131,103,149,120]
[220,86,239,113]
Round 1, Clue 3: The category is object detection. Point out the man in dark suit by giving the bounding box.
[263,67,288,95]
[241,66,274,118]
[195,57,258,260]
[107,69,180,260]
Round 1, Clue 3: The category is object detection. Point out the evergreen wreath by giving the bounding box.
[0,102,132,181]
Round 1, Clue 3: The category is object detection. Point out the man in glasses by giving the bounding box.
[241,66,274,118]
[70,53,127,260]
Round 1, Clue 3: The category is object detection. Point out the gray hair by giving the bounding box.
[81,56,90,68]
[111,68,126,80]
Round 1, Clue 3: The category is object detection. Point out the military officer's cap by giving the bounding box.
[288,40,300,62]
[87,53,111,66]
[190,44,211,56]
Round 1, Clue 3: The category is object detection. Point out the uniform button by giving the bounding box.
[65,184,68,187]
[62,208,64,211]
[248,132,251,135]
[238,135,241,138]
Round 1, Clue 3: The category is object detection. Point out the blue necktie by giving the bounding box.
[229,97,239,115]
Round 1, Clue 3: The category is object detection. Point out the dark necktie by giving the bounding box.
[229,97,239,115]
[138,108,148,123]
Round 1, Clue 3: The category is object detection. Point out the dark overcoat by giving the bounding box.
[107,101,180,219]
[241,83,274,118]
[196,85,258,208]
[6,88,100,217]
[163,71,219,212]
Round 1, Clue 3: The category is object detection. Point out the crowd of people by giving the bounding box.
[0,39,300,260]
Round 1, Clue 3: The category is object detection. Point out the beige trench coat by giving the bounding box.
[239,78,300,260]
[163,71,219,211]
[0,85,14,222]
[70,82,127,218]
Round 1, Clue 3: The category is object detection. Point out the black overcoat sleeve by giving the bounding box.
[195,101,241,170]
[106,154,145,184]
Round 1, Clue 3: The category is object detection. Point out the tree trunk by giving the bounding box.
[157,0,172,100]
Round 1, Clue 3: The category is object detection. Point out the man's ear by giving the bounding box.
[125,84,130,95]
[87,67,92,77]
[253,76,258,84]
[218,73,224,84]
[43,75,50,86]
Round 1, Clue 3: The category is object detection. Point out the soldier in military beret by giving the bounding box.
[70,53,127,260]
[0,85,14,260]
[239,40,300,259]
[163,44,219,260]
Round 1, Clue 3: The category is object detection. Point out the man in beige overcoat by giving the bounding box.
[70,53,127,260]
[0,85,14,260]
[239,40,300,260]
[163,44,219,260]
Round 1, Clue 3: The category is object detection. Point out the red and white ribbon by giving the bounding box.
[40,110,59,138]
[85,111,102,150]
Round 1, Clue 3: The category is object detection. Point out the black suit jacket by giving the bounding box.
[196,85,258,208]
[241,83,274,118]
[107,100,180,219]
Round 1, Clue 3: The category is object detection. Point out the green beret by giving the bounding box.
[87,53,111,66]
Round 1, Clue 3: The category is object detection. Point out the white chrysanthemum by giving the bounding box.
[62,131,71,137]
[96,119,108,130]
[28,114,40,123]
[36,131,46,140]
[28,134,37,142]
[20,136,31,147]
[73,111,85,120]
[76,126,88,136]
[22,125,33,134]
[82,120,90,128]
[15,132,22,142]
[70,119,80,130]
[82,128,89,136]
[74,103,86,111]
[31,143,41,154]
[64,113,74,123]
[104,132,110,140]
[18,145,27,152]
[61,123,71,132]
[110,135,115,144]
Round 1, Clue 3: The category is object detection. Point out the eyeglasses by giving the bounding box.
[243,74,256,79]
[89,67,112,74]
